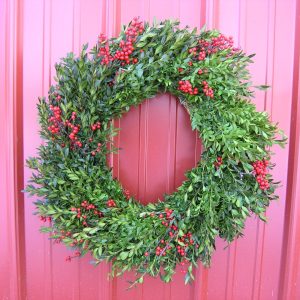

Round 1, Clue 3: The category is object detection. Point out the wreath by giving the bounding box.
[26,18,286,286]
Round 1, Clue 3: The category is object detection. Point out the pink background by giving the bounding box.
[1,0,300,299]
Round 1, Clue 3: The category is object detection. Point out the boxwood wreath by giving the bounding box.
[26,18,286,286]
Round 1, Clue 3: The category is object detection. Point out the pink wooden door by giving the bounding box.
[1,0,300,299]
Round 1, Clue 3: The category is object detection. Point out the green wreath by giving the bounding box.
[26,18,286,286]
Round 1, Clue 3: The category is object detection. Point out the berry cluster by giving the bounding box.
[176,244,186,257]
[91,121,101,131]
[187,34,237,65]
[202,81,214,98]
[198,50,206,61]
[155,240,172,256]
[97,33,113,65]
[252,159,270,190]
[179,259,190,274]
[158,207,173,222]
[53,89,62,102]
[125,17,144,40]
[39,215,51,222]
[65,251,81,262]
[106,199,116,208]
[188,44,208,61]
[114,40,137,65]
[97,18,143,66]
[214,156,223,168]
[71,200,103,226]
[47,105,62,134]
[188,47,197,55]
[181,232,195,245]
[61,112,83,148]
[149,229,197,262]
[123,188,131,200]
[197,68,208,75]
[176,232,194,258]
[50,229,73,244]
[51,229,88,252]
[210,34,234,52]
[198,35,235,56]
[187,46,207,61]
[114,18,143,65]
[178,80,198,95]
[91,143,102,156]
[70,111,76,120]
[66,122,80,141]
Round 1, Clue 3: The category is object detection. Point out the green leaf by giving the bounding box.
[119,252,129,260]
[67,173,79,181]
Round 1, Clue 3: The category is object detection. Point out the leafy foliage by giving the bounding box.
[26,19,286,286]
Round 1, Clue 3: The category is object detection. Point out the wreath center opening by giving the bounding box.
[113,93,201,205]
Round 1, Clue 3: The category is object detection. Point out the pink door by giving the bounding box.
[1,0,300,299]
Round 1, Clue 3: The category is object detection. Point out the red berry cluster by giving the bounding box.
[39,215,51,222]
[188,45,207,61]
[71,111,76,120]
[197,68,208,75]
[97,33,113,65]
[198,50,206,61]
[50,230,89,262]
[179,259,190,274]
[187,35,237,64]
[158,208,180,238]
[91,143,102,156]
[53,90,62,102]
[214,156,223,168]
[202,81,214,98]
[210,34,234,52]
[51,229,73,244]
[146,209,200,260]
[178,80,198,95]
[123,188,131,200]
[66,122,80,141]
[158,208,173,222]
[198,35,235,56]
[155,240,172,256]
[114,40,137,65]
[114,18,143,65]
[188,47,197,55]
[125,17,144,39]
[63,112,83,148]
[176,244,186,257]
[252,159,270,190]
[91,121,101,131]
[176,232,194,256]
[97,18,143,66]
[65,251,81,262]
[106,199,116,208]
[47,105,62,134]
[71,200,103,226]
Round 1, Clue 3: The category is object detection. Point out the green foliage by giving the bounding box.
[25,19,286,286]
